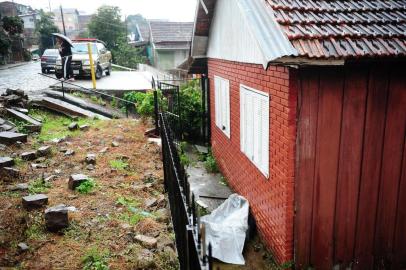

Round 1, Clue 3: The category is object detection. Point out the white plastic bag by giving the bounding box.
[200,193,249,265]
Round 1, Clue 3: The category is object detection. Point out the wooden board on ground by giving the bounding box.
[43,90,125,119]
[6,108,42,132]
[36,97,109,120]
[0,131,27,145]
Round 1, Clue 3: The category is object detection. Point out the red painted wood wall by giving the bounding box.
[295,63,406,269]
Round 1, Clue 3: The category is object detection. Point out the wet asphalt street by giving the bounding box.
[0,61,57,95]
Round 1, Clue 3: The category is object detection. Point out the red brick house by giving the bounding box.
[188,0,406,269]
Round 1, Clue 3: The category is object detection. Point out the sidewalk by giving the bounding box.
[0,61,30,70]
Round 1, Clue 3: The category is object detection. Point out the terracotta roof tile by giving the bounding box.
[267,0,406,58]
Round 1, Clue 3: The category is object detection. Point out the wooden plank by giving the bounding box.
[373,68,406,266]
[0,131,27,145]
[393,141,406,268]
[6,108,42,132]
[294,68,319,269]
[333,67,368,266]
[39,97,109,120]
[353,67,389,269]
[310,68,344,269]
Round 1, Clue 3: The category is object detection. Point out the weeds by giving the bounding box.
[116,196,140,208]
[155,250,179,270]
[82,247,109,270]
[109,159,128,171]
[204,151,219,173]
[76,178,96,194]
[178,142,190,167]
[118,212,144,225]
[219,175,228,186]
[28,178,51,194]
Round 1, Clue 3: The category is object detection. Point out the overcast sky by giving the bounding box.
[3,0,197,21]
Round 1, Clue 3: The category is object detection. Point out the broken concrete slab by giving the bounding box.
[21,151,37,161]
[144,198,157,208]
[85,154,96,165]
[68,174,88,190]
[134,234,157,249]
[0,132,27,145]
[64,149,75,156]
[37,146,52,157]
[1,167,20,179]
[31,163,47,169]
[99,147,108,153]
[155,208,170,223]
[36,97,109,120]
[22,194,48,209]
[79,125,90,131]
[8,182,29,191]
[17,242,29,252]
[195,145,209,154]
[111,141,119,147]
[6,108,42,132]
[68,122,79,131]
[43,90,124,119]
[45,204,69,231]
[0,157,14,168]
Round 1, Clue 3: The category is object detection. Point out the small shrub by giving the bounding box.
[82,247,109,270]
[180,153,190,167]
[204,152,219,173]
[75,178,96,194]
[28,178,51,194]
[119,212,144,225]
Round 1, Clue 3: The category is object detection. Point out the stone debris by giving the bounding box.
[99,147,108,153]
[1,167,20,179]
[31,163,48,169]
[37,146,52,157]
[156,208,170,223]
[45,204,70,231]
[64,149,75,156]
[144,198,158,208]
[135,249,154,269]
[86,164,95,171]
[21,151,37,161]
[68,174,89,190]
[0,131,27,145]
[22,194,48,209]
[79,125,90,131]
[134,234,157,249]
[51,137,65,143]
[85,154,96,165]
[8,182,29,191]
[45,175,57,182]
[111,141,119,147]
[68,122,79,131]
[0,144,6,151]
[0,157,14,168]
[17,242,29,252]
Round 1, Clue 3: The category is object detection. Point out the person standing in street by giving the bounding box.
[56,37,74,81]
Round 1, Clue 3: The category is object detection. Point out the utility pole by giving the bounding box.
[60,5,66,36]
[125,15,128,40]
[48,0,51,12]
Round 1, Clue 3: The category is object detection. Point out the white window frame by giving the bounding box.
[240,84,269,177]
[214,75,231,138]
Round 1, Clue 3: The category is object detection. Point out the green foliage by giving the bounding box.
[25,220,46,241]
[82,247,109,270]
[204,151,219,173]
[123,90,165,118]
[112,36,146,68]
[76,178,96,194]
[116,196,140,208]
[118,212,143,225]
[88,6,125,50]
[126,14,147,36]
[28,178,52,194]
[109,159,128,170]
[178,142,190,167]
[179,80,203,140]
[35,11,59,55]
[0,29,11,56]
[2,16,24,35]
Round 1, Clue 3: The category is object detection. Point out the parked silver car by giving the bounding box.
[41,49,59,73]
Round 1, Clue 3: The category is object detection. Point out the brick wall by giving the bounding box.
[207,58,297,263]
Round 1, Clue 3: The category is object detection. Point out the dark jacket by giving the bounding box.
[59,41,72,58]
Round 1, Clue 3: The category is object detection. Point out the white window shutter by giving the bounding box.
[214,76,230,138]
[240,89,245,151]
[260,95,269,176]
[214,77,221,129]
[224,79,230,137]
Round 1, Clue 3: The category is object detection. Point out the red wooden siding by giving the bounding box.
[295,63,406,269]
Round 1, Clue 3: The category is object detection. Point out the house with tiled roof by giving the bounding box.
[189,0,406,268]
[149,21,193,71]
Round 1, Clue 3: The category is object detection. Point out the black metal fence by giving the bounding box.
[160,112,213,270]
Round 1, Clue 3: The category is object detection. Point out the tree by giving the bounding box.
[2,16,24,35]
[112,36,146,69]
[35,10,59,54]
[126,14,147,37]
[0,30,11,57]
[88,6,126,50]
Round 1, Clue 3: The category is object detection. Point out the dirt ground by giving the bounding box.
[0,112,178,269]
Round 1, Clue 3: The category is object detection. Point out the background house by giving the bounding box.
[53,8,80,38]
[189,0,406,269]
[149,21,193,72]
[19,12,40,48]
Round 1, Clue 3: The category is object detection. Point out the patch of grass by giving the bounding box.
[25,222,46,241]
[28,178,51,194]
[109,159,128,171]
[204,151,219,173]
[13,157,24,168]
[72,91,85,98]
[90,95,106,106]
[29,109,99,142]
[63,221,87,241]
[118,212,144,225]
[82,247,109,270]
[116,196,140,208]
[155,250,179,270]
[219,175,228,186]
[75,178,96,194]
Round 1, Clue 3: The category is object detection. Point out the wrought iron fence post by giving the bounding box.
[154,90,159,135]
